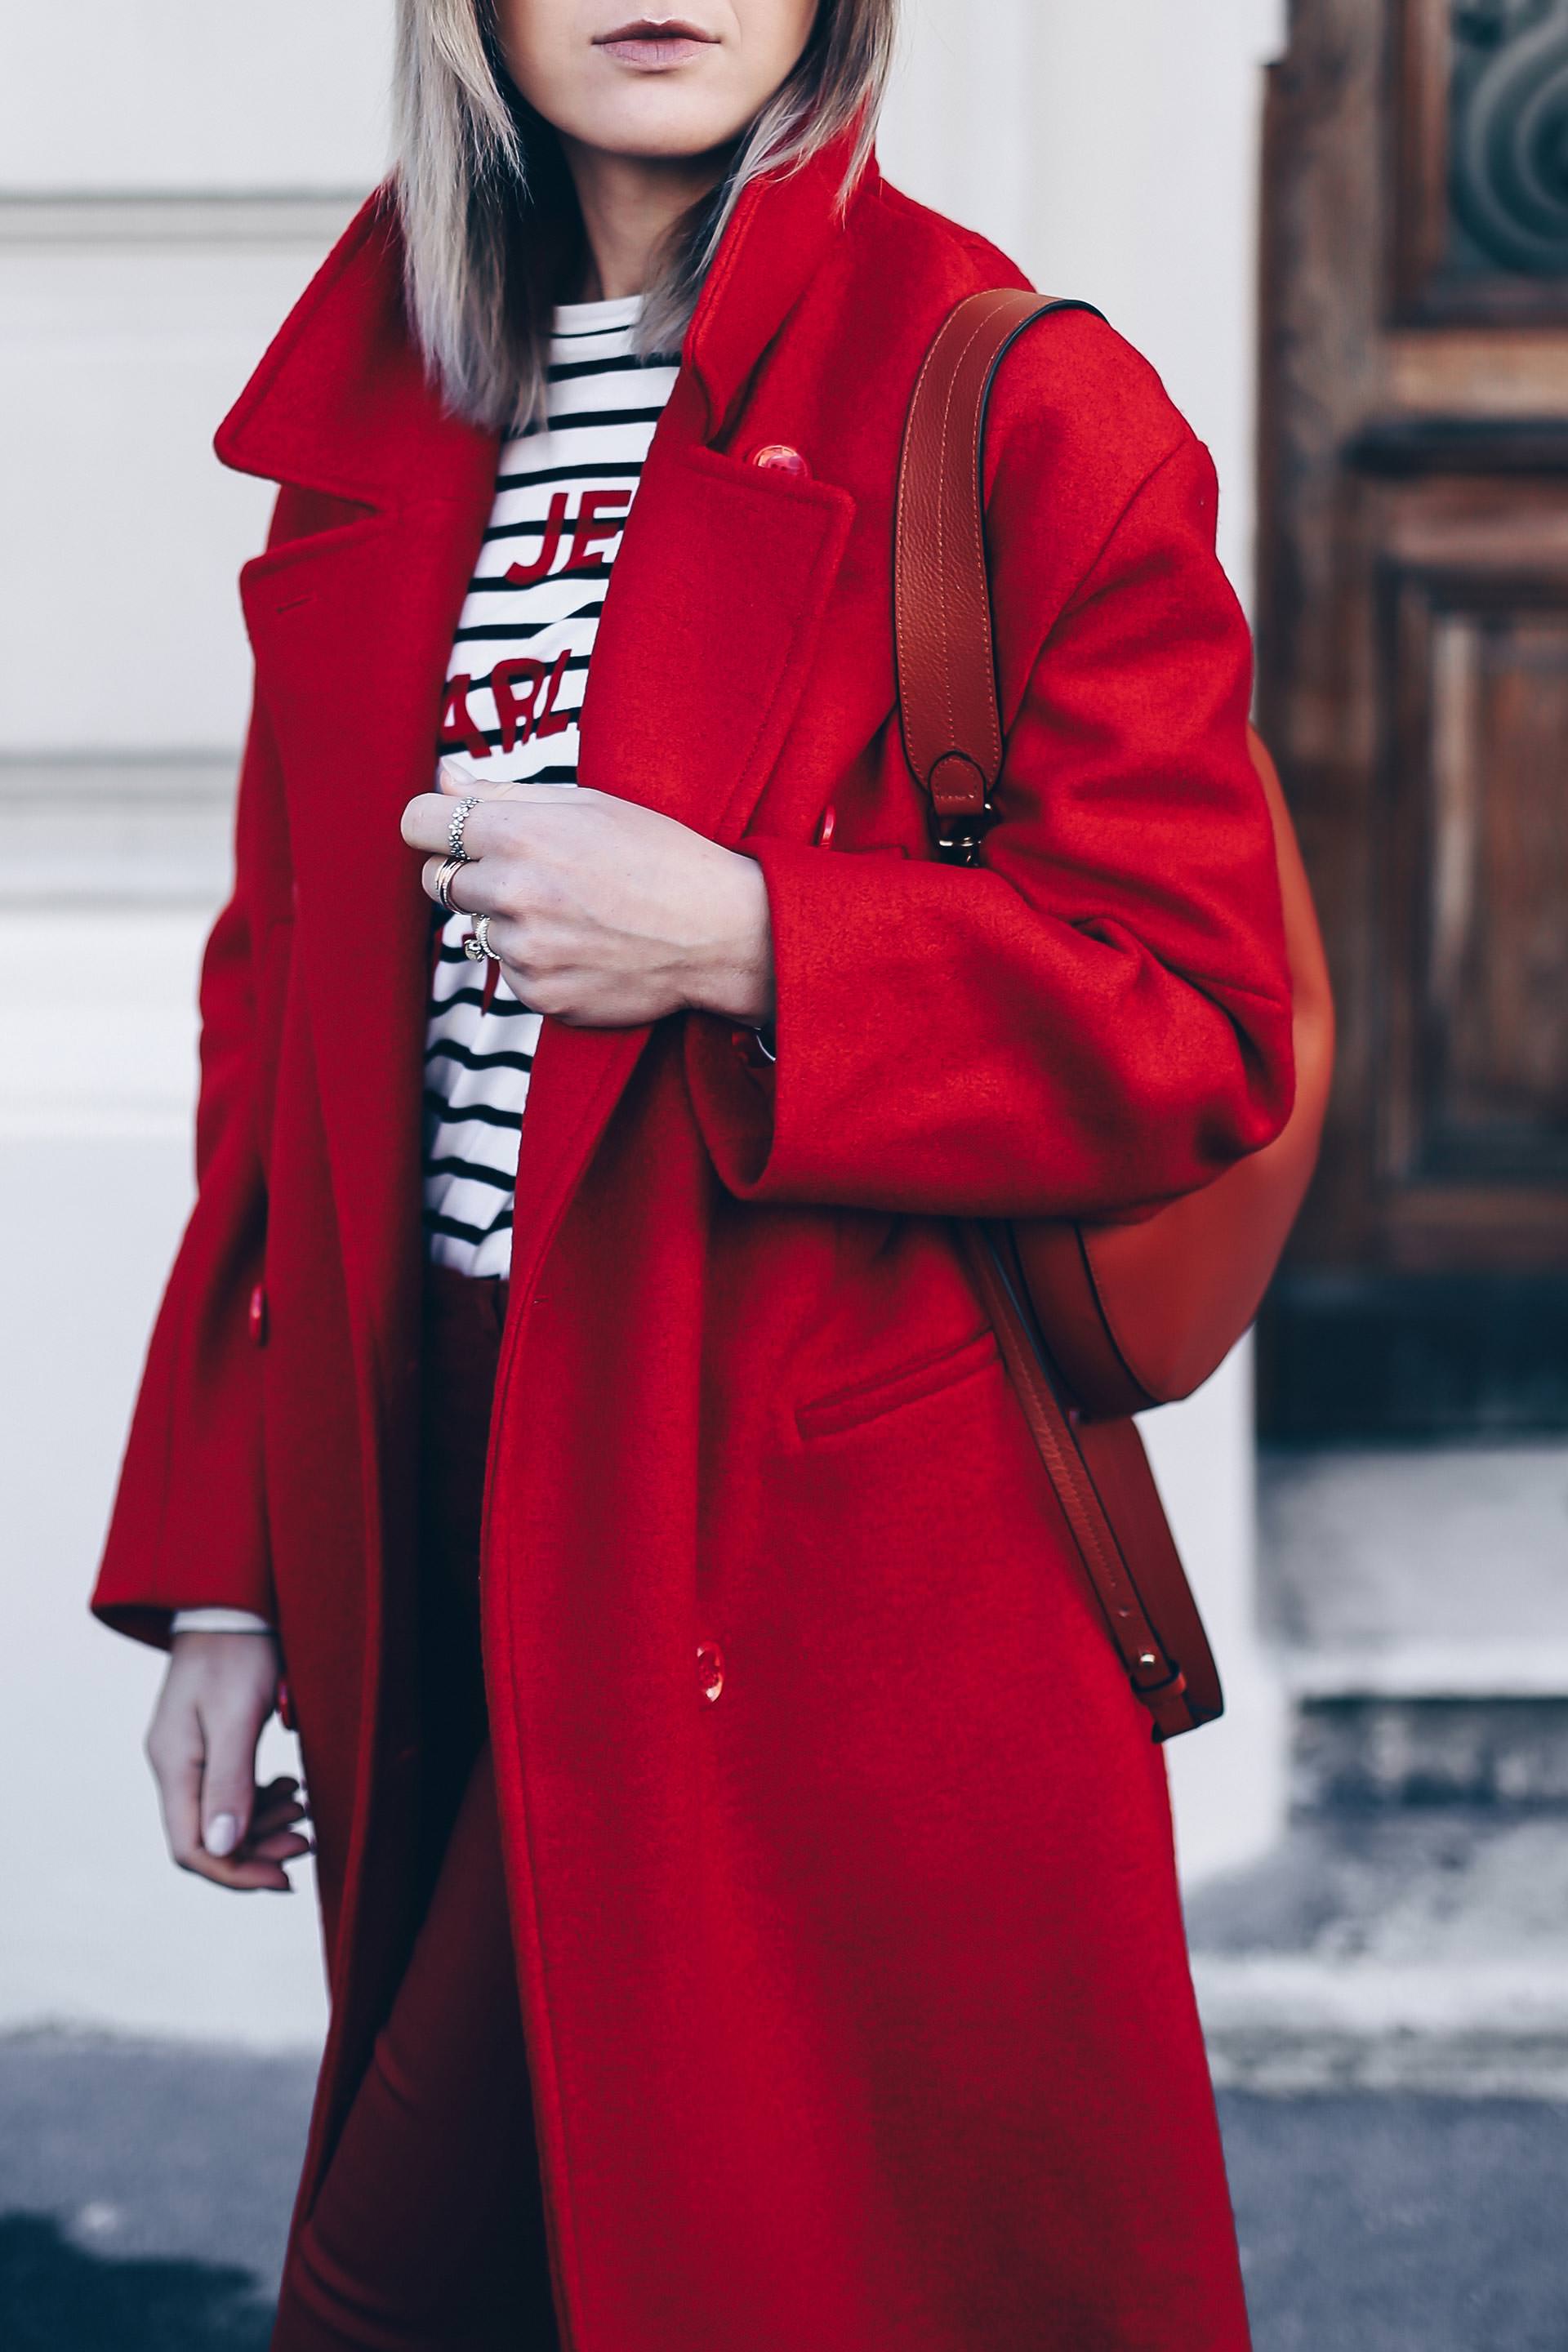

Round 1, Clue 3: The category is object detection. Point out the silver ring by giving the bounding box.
[434,854,466,914]
[461,912,499,963]
[448,795,480,862]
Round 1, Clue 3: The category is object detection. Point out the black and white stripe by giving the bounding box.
[423,295,679,1278]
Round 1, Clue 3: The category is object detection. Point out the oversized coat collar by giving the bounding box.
[214,133,867,1374]
[215,129,877,501]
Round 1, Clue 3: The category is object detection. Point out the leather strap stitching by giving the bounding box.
[896,292,1103,815]
[961,1230,1183,1702]
[894,310,973,792]
[935,299,1015,783]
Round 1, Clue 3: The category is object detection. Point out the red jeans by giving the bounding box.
[270,1268,560,2351]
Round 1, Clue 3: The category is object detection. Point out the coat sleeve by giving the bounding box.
[90,697,280,1652]
[683,389,1294,1221]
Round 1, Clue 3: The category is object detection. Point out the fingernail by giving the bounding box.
[206,1813,239,1857]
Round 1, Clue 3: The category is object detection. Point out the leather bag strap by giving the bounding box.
[894,289,1102,859]
[898,289,1218,1740]
[959,1227,1200,1741]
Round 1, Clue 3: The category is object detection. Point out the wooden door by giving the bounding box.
[1258,0,1568,1436]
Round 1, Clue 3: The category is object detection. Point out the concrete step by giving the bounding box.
[1260,1439,1568,1681]
[1186,1809,1568,2097]
[1293,1695,1568,1807]
[1259,1441,1568,1804]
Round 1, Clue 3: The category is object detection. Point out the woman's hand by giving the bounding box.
[401,763,775,1028]
[145,1632,311,1893]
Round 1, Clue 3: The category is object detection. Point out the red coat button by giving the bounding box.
[749,443,810,478]
[814,803,837,847]
[697,1642,725,1704]
[248,1283,268,1347]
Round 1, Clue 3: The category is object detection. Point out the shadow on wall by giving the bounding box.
[0,2212,274,2350]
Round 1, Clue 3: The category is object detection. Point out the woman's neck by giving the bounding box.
[558,138,733,301]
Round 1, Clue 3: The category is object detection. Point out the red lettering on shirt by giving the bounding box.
[534,651,573,737]
[564,488,631,572]
[489,650,573,748]
[491,658,546,755]
[439,675,491,760]
[505,491,569,587]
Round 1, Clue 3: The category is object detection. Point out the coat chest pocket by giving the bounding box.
[794,1324,1000,1443]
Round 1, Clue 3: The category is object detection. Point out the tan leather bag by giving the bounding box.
[896,291,1335,1736]
[1017,728,1335,1416]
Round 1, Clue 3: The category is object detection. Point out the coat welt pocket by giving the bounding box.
[795,1325,1000,1442]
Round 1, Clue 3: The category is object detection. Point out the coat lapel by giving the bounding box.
[219,198,500,1353]
[215,145,870,1330]
[239,497,493,1339]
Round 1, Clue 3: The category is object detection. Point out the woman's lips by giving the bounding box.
[595,24,717,69]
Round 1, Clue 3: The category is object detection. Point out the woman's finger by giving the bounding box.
[253,1772,302,1805]
[248,1794,309,1838]
[419,852,502,914]
[402,791,486,854]
[149,1723,207,1876]
[250,1779,306,1815]
[198,1855,298,1894]
[197,1690,273,1860]
[439,764,588,808]
[243,1828,315,1865]
[404,775,591,858]
[434,758,502,798]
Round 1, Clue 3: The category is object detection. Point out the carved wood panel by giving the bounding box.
[1383,553,1568,1200]
[1258,0,1568,1433]
[1398,0,1568,320]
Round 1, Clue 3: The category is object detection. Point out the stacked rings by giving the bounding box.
[434,793,483,914]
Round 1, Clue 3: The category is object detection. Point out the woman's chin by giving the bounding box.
[564,77,755,163]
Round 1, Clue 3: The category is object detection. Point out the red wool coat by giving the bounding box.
[95,137,1292,2352]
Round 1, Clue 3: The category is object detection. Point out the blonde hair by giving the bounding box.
[394,2,898,430]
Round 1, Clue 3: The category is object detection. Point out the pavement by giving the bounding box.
[1187,1806,1568,2099]
[2,2032,1566,2350]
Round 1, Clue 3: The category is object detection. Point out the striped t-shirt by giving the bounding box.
[422,295,679,1279]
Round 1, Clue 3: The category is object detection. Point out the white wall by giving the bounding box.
[0,0,1285,2049]
[0,3,382,2049]
[0,3,389,189]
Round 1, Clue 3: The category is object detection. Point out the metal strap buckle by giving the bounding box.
[930,804,995,865]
